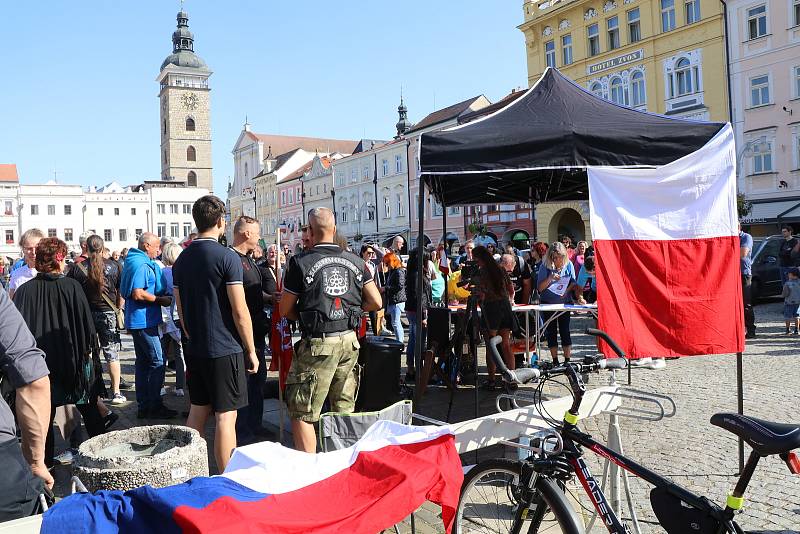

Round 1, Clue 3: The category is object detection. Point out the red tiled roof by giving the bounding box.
[284,161,315,182]
[245,132,360,157]
[0,164,19,182]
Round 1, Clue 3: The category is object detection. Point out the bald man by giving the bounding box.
[280,207,381,452]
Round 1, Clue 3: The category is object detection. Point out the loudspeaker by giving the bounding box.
[356,336,402,411]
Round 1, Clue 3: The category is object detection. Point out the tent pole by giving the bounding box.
[737,351,744,473]
[414,182,426,396]
[442,208,448,303]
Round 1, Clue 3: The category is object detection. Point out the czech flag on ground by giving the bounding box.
[588,124,743,358]
[41,422,462,534]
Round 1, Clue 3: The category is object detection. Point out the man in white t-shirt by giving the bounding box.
[8,228,44,299]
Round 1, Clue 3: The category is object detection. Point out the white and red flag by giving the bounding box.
[588,124,743,358]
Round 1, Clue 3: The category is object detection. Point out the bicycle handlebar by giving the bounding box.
[585,328,627,359]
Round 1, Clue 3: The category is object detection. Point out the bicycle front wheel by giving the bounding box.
[455,458,582,534]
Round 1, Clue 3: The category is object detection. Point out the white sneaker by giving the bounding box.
[54,448,78,465]
[629,357,652,367]
[160,387,167,396]
[110,393,127,405]
[649,358,667,370]
[174,388,185,397]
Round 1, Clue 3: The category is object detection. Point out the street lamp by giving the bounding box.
[736,136,768,178]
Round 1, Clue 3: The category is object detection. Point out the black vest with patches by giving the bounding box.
[295,245,365,336]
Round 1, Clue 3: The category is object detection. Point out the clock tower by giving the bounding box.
[157,10,213,191]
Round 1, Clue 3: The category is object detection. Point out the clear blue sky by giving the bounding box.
[0,1,526,194]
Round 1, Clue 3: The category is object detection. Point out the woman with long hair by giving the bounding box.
[536,242,585,364]
[382,252,406,344]
[159,242,186,397]
[472,246,516,389]
[66,234,127,404]
[14,238,105,466]
[404,248,431,382]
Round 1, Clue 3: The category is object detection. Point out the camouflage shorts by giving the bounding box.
[285,331,361,423]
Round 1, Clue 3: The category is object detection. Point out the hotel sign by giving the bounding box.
[587,49,644,75]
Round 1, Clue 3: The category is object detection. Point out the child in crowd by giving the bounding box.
[782,267,800,335]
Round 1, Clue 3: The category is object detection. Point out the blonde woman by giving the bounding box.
[536,242,585,364]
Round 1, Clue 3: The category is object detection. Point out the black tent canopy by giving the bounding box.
[419,68,725,206]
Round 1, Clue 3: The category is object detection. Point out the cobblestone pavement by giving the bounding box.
[54,300,800,533]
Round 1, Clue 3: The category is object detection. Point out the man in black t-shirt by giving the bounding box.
[779,225,798,283]
[173,195,258,472]
[501,253,532,305]
[230,216,270,442]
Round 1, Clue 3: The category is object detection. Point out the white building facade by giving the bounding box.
[18,184,85,252]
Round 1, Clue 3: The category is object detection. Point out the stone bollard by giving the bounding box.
[74,425,208,492]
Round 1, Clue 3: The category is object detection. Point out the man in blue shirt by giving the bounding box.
[740,224,756,338]
[120,232,176,419]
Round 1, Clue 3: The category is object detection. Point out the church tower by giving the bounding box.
[157,10,213,190]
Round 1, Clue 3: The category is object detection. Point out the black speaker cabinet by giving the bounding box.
[356,336,403,411]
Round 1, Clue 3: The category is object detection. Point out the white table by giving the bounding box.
[528,303,598,364]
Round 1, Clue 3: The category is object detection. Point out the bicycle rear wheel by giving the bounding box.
[455,458,582,534]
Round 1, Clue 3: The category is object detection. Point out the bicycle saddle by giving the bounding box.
[710,413,800,456]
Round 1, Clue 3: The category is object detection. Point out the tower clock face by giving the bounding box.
[181,92,199,111]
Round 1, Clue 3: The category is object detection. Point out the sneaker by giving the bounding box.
[629,357,653,367]
[110,393,127,405]
[103,411,119,431]
[160,387,167,396]
[174,388,185,397]
[119,378,133,390]
[649,358,667,370]
[54,448,78,465]
[149,405,179,419]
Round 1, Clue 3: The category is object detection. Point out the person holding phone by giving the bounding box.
[536,242,584,364]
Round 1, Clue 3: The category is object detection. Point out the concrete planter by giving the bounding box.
[74,425,208,492]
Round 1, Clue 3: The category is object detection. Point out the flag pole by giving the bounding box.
[276,227,285,445]
[736,351,744,473]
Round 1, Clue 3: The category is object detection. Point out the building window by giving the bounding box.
[628,8,641,42]
[590,82,604,98]
[30,205,38,215]
[98,207,104,216]
[794,0,800,26]
[183,203,191,214]
[5,230,12,244]
[384,196,391,218]
[4,200,11,215]
[432,200,443,217]
[289,189,294,204]
[747,5,767,39]
[610,77,627,105]
[395,154,403,173]
[396,193,404,216]
[361,166,368,179]
[157,203,165,214]
[183,223,191,237]
[170,223,179,238]
[607,16,620,50]
[350,168,357,183]
[114,207,120,216]
[281,191,286,206]
[135,228,143,238]
[163,119,167,135]
[631,71,646,106]
[100,229,110,241]
[661,0,676,31]
[340,209,348,223]
[448,206,462,216]
[157,223,166,237]
[187,146,196,161]
[587,24,600,56]
[131,208,136,215]
[48,228,57,238]
[119,229,127,242]
[47,205,55,216]
[752,142,773,173]
[169,203,178,214]
[64,229,73,242]
[186,117,195,131]
[685,0,700,24]
[545,40,556,68]
[750,75,770,106]
[562,34,573,65]
[675,58,695,96]
[187,171,197,187]
[382,159,389,176]
[64,205,72,215]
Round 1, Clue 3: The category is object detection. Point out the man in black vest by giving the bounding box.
[280,207,381,452]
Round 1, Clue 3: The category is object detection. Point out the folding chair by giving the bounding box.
[318,400,416,534]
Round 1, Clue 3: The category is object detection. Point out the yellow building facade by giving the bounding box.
[519,0,729,242]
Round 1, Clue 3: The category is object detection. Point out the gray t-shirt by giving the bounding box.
[0,289,49,443]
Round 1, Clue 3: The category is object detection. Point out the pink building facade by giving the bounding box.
[277,174,304,253]
[727,0,800,236]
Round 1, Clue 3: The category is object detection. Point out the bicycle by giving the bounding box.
[455,328,800,533]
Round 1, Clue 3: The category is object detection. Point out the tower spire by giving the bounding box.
[395,86,411,138]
